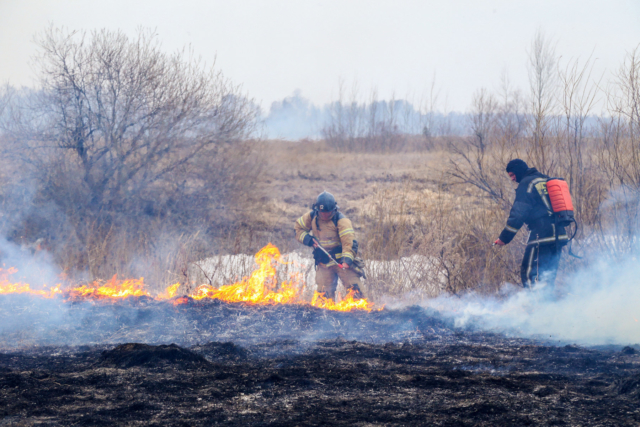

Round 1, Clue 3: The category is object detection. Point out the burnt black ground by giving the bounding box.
[1,297,639,425]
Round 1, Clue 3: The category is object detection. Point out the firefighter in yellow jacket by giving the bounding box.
[294,191,363,301]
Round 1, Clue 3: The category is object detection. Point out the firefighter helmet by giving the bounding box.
[314,191,337,212]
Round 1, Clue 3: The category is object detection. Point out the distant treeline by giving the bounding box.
[263,88,468,141]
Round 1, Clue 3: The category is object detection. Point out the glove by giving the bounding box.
[302,234,316,247]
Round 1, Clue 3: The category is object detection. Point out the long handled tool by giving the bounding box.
[313,239,344,269]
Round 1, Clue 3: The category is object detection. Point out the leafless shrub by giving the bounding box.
[447,89,515,210]
[356,181,522,298]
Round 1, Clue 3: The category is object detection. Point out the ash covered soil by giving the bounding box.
[1,297,640,426]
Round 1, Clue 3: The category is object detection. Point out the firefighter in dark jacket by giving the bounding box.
[494,159,568,287]
[294,192,363,301]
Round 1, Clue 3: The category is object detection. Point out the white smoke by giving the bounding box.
[0,237,60,288]
[412,251,640,345]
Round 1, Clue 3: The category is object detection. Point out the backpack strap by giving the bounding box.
[311,210,345,230]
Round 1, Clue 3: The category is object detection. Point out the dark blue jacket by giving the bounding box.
[499,168,568,246]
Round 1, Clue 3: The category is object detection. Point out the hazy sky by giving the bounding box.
[1,0,639,112]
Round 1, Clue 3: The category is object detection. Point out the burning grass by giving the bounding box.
[0,244,378,312]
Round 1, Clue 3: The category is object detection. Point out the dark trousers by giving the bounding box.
[520,243,561,288]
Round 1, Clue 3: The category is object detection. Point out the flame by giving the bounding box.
[311,289,376,312]
[66,275,151,300]
[0,268,62,298]
[189,245,300,305]
[157,283,181,300]
[0,244,380,312]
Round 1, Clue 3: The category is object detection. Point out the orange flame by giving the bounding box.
[189,245,301,305]
[0,268,62,298]
[157,283,181,300]
[311,289,376,312]
[0,244,380,312]
[66,275,151,300]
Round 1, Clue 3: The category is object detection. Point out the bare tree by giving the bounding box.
[495,71,527,150]
[557,53,602,226]
[527,30,558,172]
[595,45,640,253]
[4,26,257,214]
[448,89,511,208]
[322,78,349,150]
[0,85,9,119]
[0,26,260,279]
[421,72,441,145]
[367,86,379,141]
[610,45,640,187]
[322,80,407,152]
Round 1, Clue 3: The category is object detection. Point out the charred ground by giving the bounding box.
[1,297,639,426]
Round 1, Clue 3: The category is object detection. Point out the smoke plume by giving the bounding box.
[413,248,640,346]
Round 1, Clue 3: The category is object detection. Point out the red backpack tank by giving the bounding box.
[546,178,575,226]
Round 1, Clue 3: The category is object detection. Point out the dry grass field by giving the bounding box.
[219,138,523,303]
[246,139,449,250]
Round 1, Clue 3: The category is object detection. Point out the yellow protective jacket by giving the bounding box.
[294,210,356,266]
